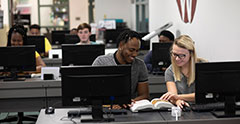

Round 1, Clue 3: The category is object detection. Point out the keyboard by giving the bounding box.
[138,107,170,112]
[0,75,5,79]
[67,108,128,117]
[191,102,225,112]
[103,108,128,115]
[18,74,32,78]
[1,74,32,79]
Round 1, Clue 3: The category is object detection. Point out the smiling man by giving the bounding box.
[92,30,149,102]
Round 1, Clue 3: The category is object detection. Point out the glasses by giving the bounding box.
[171,52,186,59]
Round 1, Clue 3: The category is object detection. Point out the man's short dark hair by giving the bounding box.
[77,23,91,32]
[158,30,175,41]
[71,28,77,31]
[116,29,141,47]
[30,24,41,30]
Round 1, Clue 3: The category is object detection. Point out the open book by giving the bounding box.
[130,98,175,112]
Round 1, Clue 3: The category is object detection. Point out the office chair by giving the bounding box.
[0,112,38,124]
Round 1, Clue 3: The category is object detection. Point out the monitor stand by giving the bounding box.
[212,96,240,118]
[81,100,114,122]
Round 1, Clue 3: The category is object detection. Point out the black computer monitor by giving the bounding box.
[63,34,80,44]
[62,44,105,66]
[104,29,125,48]
[61,65,131,122]
[63,34,96,44]
[139,32,150,50]
[26,35,45,55]
[195,61,240,117]
[152,43,172,73]
[0,46,36,81]
[89,34,96,42]
[51,30,70,45]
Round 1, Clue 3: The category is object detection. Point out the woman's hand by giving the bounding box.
[175,99,189,109]
[160,92,180,101]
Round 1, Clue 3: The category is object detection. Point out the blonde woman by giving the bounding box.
[160,35,206,108]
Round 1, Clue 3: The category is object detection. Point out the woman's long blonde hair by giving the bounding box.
[171,35,199,86]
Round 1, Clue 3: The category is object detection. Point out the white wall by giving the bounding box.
[0,0,9,46]
[149,0,240,62]
[69,0,89,29]
[131,3,136,31]
[30,0,38,24]
[95,0,133,29]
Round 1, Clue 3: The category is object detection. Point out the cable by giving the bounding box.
[171,106,181,121]
[60,116,77,124]
[175,109,178,121]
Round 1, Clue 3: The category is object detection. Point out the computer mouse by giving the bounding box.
[45,106,55,114]
[182,105,191,112]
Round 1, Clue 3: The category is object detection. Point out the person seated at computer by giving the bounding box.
[159,35,207,109]
[29,24,52,57]
[77,23,97,45]
[7,24,46,73]
[92,30,149,109]
[144,30,175,72]
[70,28,78,35]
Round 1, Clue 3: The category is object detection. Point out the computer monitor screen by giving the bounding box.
[62,44,105,66]
[138,32,150,50]
[104,29,125,48]
[51,30,70,45]
[26,35,45,55]
[63,34,80,44]
[64,34,96,44]
[195,61,240,117]
[152,43,172,72]
[0,46,36,81]
[89,34,96,42]
[61,65,131,121]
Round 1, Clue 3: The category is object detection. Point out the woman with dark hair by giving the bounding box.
[7,24,27,46]
[7,24,46,73]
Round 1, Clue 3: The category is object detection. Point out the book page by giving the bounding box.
[130,99,154,112]
[151,98,175,109]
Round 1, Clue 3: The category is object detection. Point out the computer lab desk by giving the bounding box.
[36,108,240,124]
[0,78,62,112]
[159,111,240,124]
[0,74,166,112]
[42,49,149,67]
[36,108,166,124]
